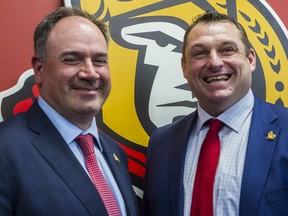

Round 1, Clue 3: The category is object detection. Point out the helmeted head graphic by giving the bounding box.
[1,0,287,198]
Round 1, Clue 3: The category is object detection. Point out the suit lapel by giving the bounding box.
[26,102,108,216]
[240,97,280,216]
[99,133,137,216]
[168,113,197,215]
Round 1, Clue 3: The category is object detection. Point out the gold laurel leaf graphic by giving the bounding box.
[237,0,288,106]
[208,0,228,14]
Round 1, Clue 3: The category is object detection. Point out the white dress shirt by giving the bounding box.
[183,90,254,216]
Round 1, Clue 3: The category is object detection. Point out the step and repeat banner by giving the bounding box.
[0,0,287,198]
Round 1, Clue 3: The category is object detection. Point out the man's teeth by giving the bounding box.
[206,75,229,83]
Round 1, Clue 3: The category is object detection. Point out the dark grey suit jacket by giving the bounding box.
[0,101,139,216]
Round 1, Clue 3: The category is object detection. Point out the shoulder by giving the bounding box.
[254,96,288,116]
[253,96,288,126]
[98,130,125,153]
[98,130,118,145]
[98,130,130,166]
[151,112,196,137]
[0,112,27,135]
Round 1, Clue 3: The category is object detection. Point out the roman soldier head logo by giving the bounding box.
[1,0,287,198]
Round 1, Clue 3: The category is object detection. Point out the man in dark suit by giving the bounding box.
[141,10,288,216]
[0,7,138,216]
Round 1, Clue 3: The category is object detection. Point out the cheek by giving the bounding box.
[99,68,111,82]
[43,70,72,93]
[184,64,200,82]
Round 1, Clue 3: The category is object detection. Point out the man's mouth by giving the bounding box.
[204,75,231,83]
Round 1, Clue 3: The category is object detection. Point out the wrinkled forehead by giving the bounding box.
[186,22,243,45]
[190,22,239,36]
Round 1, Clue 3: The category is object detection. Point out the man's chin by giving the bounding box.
[75,107,99,118]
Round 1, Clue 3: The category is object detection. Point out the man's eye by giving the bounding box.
[63,58,79,64]
[93,58,107,66]
[221,47,236,55]
[192,51,207,59]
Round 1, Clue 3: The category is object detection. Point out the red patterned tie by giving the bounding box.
[191,119,223,216]
[76,134,121,216]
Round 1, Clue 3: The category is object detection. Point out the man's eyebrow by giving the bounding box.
[190,43,205,48]
[93,52,108,58]
[188,43,207,52]
[219,41,238,46]
[60,50,82,58]
[189,41,238,50]
[59,51,108,58]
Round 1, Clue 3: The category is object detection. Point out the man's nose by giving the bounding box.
[207,51,224,70]
[79,60,100,79]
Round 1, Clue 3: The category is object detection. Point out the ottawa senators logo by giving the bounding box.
[1,0,287,198]
[0,69,39,121]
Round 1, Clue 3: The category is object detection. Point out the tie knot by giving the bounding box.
[75,134,95,156]
[209,119,223,133]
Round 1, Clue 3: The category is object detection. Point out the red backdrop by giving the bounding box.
[0,1,63,91]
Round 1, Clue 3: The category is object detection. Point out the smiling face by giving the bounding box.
[182,22,256,116]
[32,16,110,130]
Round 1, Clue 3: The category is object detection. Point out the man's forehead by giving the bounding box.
[192,22,237,33]
[188,22,240,41]
[52,16,93,32]
[56,16,89,25]
[48,17,103,43]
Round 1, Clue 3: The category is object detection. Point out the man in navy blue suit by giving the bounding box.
[0,7,138,216]
[141,10,288,216]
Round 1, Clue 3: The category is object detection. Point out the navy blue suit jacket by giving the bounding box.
[141,96,288,216]
[0,102,139,216]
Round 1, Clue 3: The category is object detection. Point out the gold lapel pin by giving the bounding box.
[266,131,276,140]
[113,153,120,163]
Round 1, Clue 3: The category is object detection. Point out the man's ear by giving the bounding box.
[248,48,256,72]
[181,56,187,79]
[32,55,43,85]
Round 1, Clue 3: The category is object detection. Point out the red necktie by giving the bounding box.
[76,134,121,216]
[191,119,223,216]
